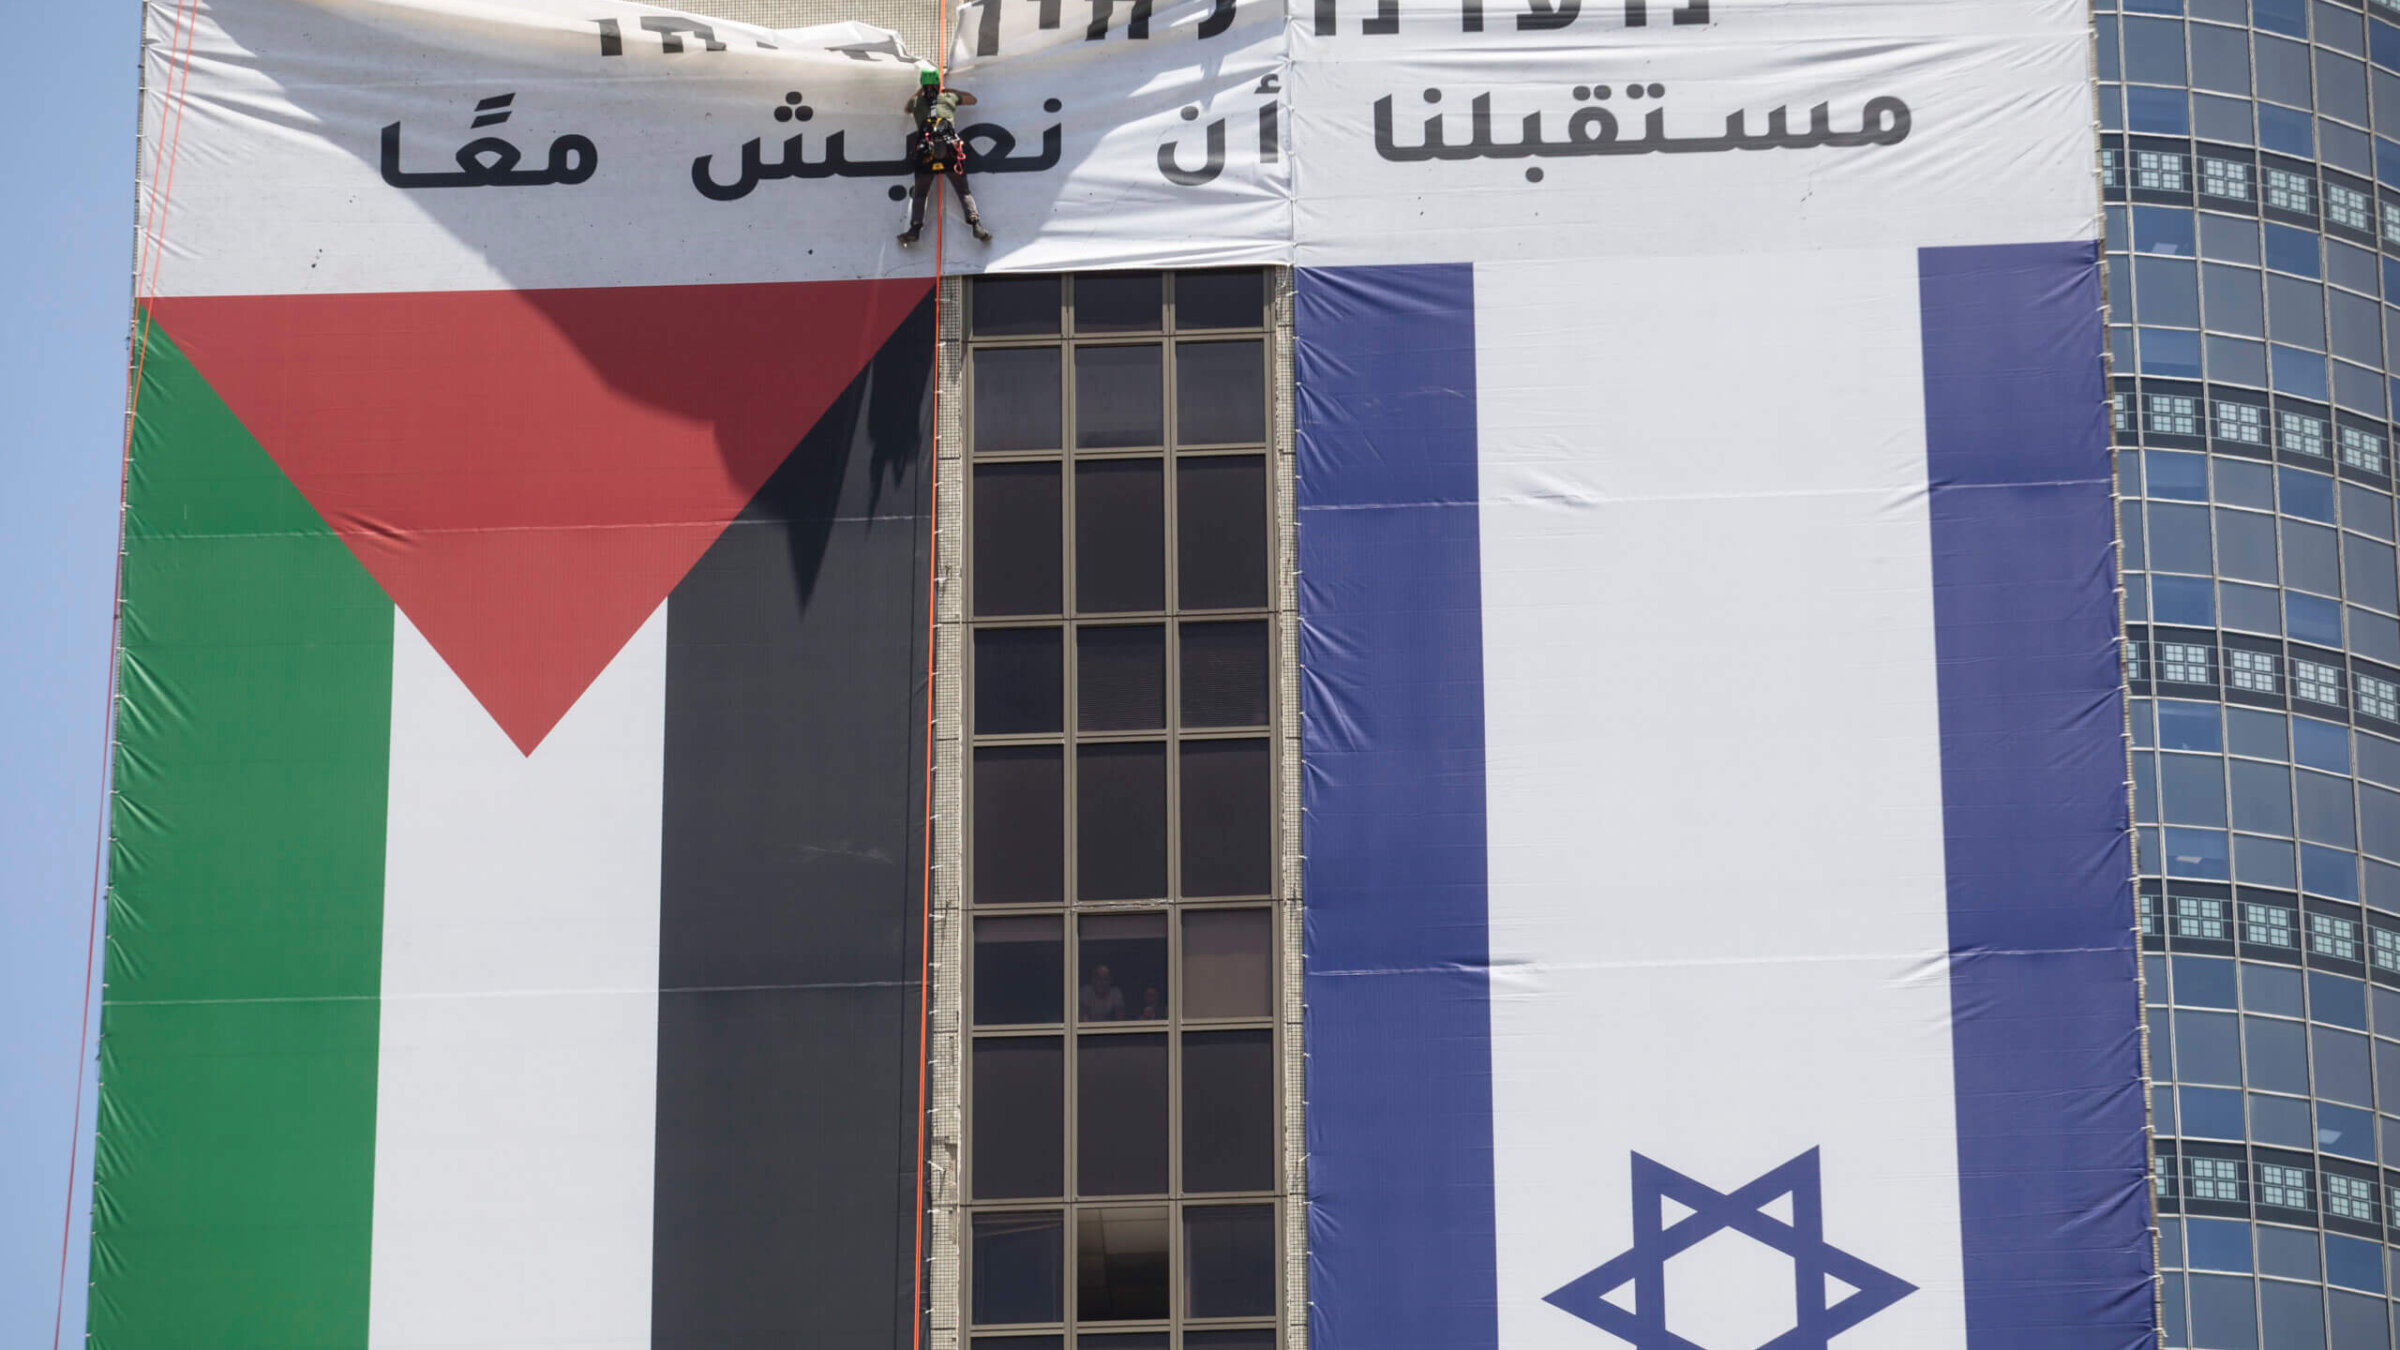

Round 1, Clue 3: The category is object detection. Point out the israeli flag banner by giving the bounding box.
[1290,2,2148,1346]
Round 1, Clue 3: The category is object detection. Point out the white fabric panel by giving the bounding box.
[143,0,1288,295]
[1474,250,1965,1347]
[371,605,667,1350]
[143,0,2090,296]
[1289,0,2098,264]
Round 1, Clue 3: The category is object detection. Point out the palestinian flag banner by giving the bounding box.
[98,4,945,1345]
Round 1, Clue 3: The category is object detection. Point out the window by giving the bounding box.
[2230,649,2281,694]
[2339,426,2386,474]
[2153,1154,2177,1200]
[2114,392,2136,433]
[2384,199,2400,247]
[2372,925,2400,972]
[2188,1155,2245,1201]
[2141,892,2161,939]
[2326,1172,2378,1223]
[2103,149,2123,191]
[2265,167,2314,214]
[2310,913,2361,961]
[2174,894,2231,940]
[2215,402,2268,444]
[2359,674,2398,722]
[2280,411,2328,460]
[965,272,1281,1347]
[2295,659,2343,708]
[2128,640,2146,684]
[2136,150,2187,191]
[2203,158,2253,202]
[2246,902,2299,948]
[2327,183,2373,233]
[2162,643,2215,685]
[2258,1162,2311,1210]
[2148,394,2201,435]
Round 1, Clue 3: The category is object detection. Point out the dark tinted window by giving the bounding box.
[1180,621,1269,727]
[973,1038,1064,1199]
[1181,738,1271,897]
[1079,625,1166,731]
[1077,460,1166,613]
[1183,1206,1275,1318]
[1077,1032,1168,1194]
[977,627,1063,735]
[1077,273,1162,333]
[1079,742,1168,900]
[1076,345,1164,448]
[1183,909,1271,1019]
[1183,1029,1274,1192]
[1077,1207,1170,1321]
[1175,271,1264,330]
[976,915,1064,1026]
[972,1211,1064,1325]
[1177,341,1266,445]
[976,746,1063,903]
[1080,911,1169,1023]
[1178,456,1268,609]
[976,347,1063,451]
[974,463,1062,616]
[974,276,1063,337]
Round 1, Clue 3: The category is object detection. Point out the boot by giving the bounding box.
[897,229,919,247]
[971,220,992,243]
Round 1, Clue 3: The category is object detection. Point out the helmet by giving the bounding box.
[918,64,941,87]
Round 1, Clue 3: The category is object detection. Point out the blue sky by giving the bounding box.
[2,3,142,1343]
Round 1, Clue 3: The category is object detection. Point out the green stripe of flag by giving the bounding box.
[90,323,393,1349]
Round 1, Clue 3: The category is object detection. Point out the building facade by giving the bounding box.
[98,0,2160,1345]
[2104,0,2400,1343]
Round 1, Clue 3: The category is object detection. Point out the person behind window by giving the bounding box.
[1079,963,1125,1022]
[896,63,991,246]
[1136,986,1163,1021]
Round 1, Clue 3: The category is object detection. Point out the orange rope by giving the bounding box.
[59,4,202,1348]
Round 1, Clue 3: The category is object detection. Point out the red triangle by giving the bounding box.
[151,278,931,754]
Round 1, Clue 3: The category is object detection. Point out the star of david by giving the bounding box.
[1543,1148,1916,1350]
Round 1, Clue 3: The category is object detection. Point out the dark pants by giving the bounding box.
[907,167,980,231]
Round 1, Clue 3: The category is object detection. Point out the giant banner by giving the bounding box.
[105,0,2140,1346]
[1289,0,2148,1346]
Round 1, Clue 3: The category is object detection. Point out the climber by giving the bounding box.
[898,63,991,246]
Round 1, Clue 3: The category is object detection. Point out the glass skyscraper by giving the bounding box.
[2104,0,2400,1343]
